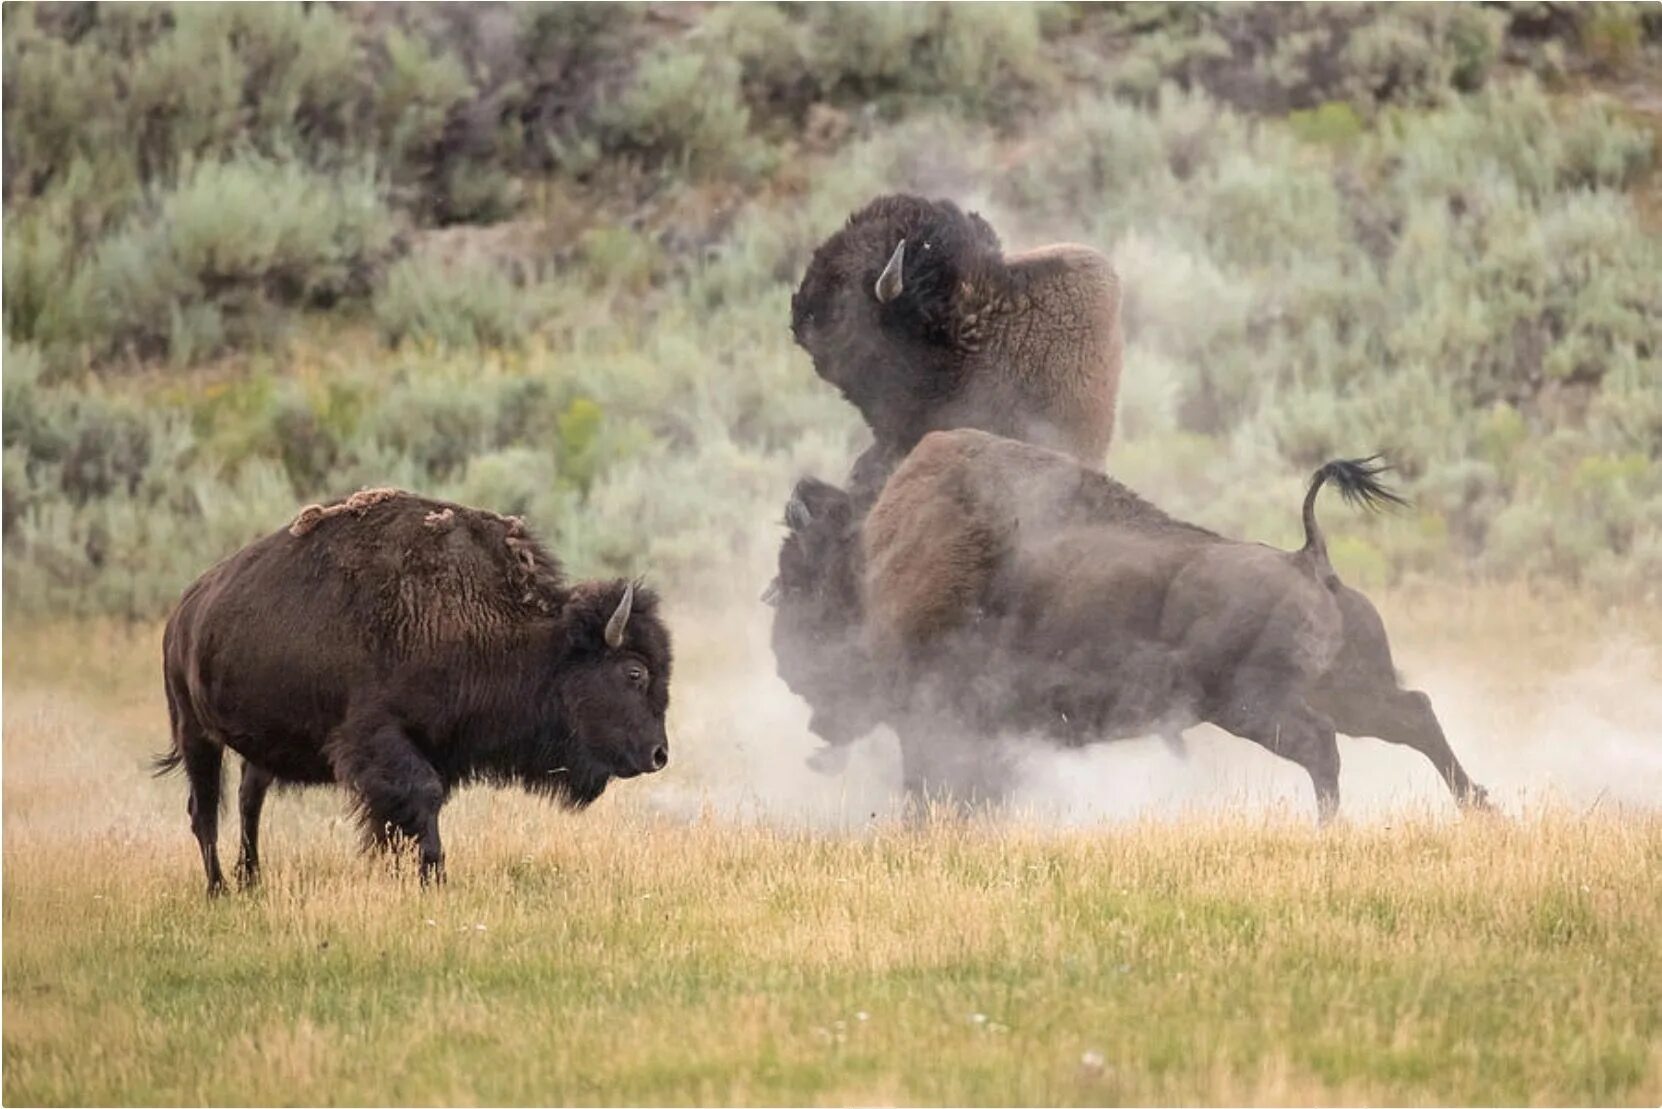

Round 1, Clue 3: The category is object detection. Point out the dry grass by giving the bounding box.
[4,588,1661,1106]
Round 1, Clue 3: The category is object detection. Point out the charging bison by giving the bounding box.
[777,431,1491,818]
[158,489,672,893]
[790,194,1123,504]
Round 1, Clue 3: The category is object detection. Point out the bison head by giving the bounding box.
[791,194,1003,451]
[763,478,884,749]
[553,579,673,797]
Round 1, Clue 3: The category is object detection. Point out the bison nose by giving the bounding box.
[649,745,669,772]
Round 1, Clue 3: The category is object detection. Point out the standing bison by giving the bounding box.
[782,430,1491,818]
[790,194,1123,504]
[158,489,672,892]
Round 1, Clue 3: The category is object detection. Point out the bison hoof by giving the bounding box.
[1460,785,1498,814]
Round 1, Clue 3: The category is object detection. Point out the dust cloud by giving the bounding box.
[644,607,1662,831]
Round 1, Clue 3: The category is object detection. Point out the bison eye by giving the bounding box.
[625,662,649,686]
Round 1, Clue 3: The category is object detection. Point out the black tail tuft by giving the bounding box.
[1320,455,1409,513]
[151,749,184,778]
[1301,454,1409,566]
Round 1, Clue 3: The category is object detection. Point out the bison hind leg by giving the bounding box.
[1314,585,1491,811]
[1317,684,1491,812]
[180,728,228,896]
[1208,675,1342,823]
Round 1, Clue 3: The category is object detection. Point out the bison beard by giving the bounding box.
[775,430,1491,819]
[157,491,673,894]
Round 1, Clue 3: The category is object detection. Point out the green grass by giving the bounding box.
[6,800,1659,1105]
[4,601,1661,1105]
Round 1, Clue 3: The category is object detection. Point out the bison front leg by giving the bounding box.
[235,762,274,888]
[895,720,1015,813]
[327,719,448,885]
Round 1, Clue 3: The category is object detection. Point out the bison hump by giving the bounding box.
[287,489,568,649]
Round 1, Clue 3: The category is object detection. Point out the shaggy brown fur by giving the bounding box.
[288,486,403,536]
[853,430,1490,818]
[792,195,1122,502]
[159,490,672,893]
[764,478,880,749]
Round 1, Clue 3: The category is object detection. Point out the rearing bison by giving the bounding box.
[791,194,1123,504]
[159,489,672,892]
[776,430,1491,818]
[771,194,1127,756]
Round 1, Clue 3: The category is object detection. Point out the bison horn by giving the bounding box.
[605,582,634,649]
[875,239,905,303]
[760,578,781,607]
[784,494,812,532]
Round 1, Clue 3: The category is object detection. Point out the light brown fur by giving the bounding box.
[949,244,1122,463]
[288,487,403,536]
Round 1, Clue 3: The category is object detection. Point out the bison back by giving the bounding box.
[862,430,1212,658]
[164,492,566,777]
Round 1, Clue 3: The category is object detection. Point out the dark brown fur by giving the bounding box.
[791,194,1123,504]
[158,490,672,893]
[841,430,1489,817]
[765,478,880,748]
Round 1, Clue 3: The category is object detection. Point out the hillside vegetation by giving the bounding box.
[4,2,1661,617]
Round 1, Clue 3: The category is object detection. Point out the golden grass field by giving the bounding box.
[4,586,1661,1106]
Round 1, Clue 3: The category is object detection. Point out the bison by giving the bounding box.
[763,477,879,753]
[777,430,1491,819]
[790,194,1123,505]
[158,489,672,893]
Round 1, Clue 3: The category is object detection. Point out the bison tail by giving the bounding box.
[1301,455,1409,568]
[151,748,184,778]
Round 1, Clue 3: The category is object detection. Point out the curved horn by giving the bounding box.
[784,494,812,532]
[605,582,634,649]
[760,578,782,607]
[874,239,905,303]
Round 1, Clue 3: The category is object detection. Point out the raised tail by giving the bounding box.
[1300,455,1408,570]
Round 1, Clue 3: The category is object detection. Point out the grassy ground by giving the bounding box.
[4,591,1662,1105]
